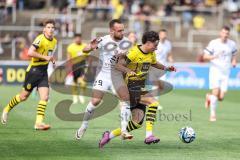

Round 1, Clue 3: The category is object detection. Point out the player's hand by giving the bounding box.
[232,62,237,68]
[44,56,52,61]
[165,66,176,72]
[45,56,55,64]
[118,51,128,57]
[127,71,136,77]
[90,38,102,50]
[52,57,56,64]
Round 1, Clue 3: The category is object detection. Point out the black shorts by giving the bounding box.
[72,62,86,82]
[23,65,49,92]
[127,80,145,108]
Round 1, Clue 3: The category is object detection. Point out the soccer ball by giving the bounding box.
[179,126,196,143]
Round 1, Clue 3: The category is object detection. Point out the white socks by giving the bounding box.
[210,95,218,117]
[120,101,131,132]
[146,131,152,138]
[81,102,96,129]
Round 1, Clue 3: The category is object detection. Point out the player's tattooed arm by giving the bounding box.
[83,38,102,53]
[28,45,55,63]
[115,56,136,75]
[151,62,176,72]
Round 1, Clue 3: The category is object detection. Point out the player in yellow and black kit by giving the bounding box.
[99,31,176,148]
[67,33,89,104]
[1,19,57,130]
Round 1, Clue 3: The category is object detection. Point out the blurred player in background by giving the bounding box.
[128,32,138,46]
[156,29,173,66]
[66,33,88,104]
[99,31,176,148]
[203,26,237,122]
[75,19,133,140]
[149,29,174,110]
[1,19,57,130]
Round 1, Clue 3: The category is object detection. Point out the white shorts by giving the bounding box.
[209,67,230,92]
[65,73,74,86]
[47,63,54,78]
[93,69,126,93]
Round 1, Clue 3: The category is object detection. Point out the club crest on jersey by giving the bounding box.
[27,83,32,90]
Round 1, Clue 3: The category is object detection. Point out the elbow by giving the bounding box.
[202,54,207,61]
[27,50,33,57]
[27,52,32,57]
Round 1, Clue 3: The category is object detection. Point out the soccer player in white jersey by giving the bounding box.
[203,26,237,122]
[156,29,173,67]
[75,19,133,139]
[149,29,174,110]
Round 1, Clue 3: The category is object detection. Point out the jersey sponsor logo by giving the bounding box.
[103,40,132,52]
[141,63,150,72]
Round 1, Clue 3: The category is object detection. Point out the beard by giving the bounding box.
[114,35,123,41]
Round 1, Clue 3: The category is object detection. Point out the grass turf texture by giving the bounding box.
[0,85,240,160]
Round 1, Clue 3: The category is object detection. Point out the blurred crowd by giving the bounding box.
[0,0,240,61]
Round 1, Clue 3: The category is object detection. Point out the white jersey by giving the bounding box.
[93,35,130,92]
[155,40,172,65]
[204,38,237,91]
[97,35,129,73]
[204,38,237,73]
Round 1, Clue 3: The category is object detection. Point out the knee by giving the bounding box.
[91,98,101,106]
[41,95,49,102]
[118,90,130,101]
[119,94,129,101]
[218,97,224,101]
[19,94,28,101]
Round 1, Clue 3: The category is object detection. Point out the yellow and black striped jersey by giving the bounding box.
[67,43,88,64]
[27,34,57,70]
[126,45,157,81]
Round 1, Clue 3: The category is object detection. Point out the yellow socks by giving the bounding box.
[35,100,47,124]
[4,94,21,113]
[146,102,159,138]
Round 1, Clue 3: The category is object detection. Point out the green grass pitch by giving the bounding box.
[0,85,240,160]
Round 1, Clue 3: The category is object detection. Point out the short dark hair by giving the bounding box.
[222,25,230,31]
[109,19,122,28]
[142,31,159,44]
[43,19,55,26]
[74,33,82,37]
[159,29,167,33]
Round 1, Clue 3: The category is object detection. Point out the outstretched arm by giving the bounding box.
[83,38,102,53]
[151,62,176,72]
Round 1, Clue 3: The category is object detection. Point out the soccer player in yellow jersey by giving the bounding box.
[67,33,89,104]
[1,19,57,130]
[99,31,176,148]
